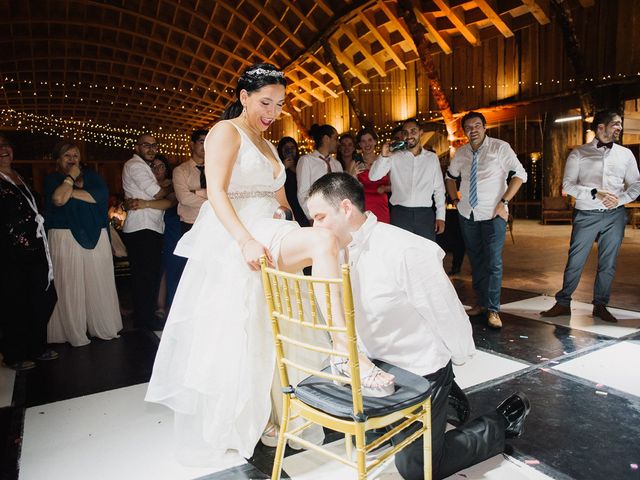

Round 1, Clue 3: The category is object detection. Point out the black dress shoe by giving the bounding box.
[593,304,618,323]
[447,380,470,426]
[496,391,531,439]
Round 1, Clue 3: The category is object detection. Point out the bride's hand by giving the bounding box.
[241,238,274,271]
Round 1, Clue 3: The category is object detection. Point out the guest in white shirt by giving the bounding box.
[296,123,342,221]
[446,112,527,329]
[370,118,446,241]
[307,172,531,480]
[542,110,640,323]
[173,129,208,233]
[122,134,171,330]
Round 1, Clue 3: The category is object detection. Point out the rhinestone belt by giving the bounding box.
[227,190,275,199]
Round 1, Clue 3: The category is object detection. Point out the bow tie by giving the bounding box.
[597,141,614,149]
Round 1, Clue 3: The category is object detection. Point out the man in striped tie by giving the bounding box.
[445,112,527,329]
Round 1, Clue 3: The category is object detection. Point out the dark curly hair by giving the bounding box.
[221,63,287,120]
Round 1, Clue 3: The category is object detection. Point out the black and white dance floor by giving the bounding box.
[2,281,640,480]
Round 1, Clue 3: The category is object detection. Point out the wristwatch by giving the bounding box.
[501,198,509,206]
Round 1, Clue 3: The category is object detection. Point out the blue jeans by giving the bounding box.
[556,207,627,306]
[458,213,507,312]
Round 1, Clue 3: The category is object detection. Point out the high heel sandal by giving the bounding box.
[330,358,395,398]
[260,423,279,447]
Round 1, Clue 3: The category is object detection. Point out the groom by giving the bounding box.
[306,173,530,480]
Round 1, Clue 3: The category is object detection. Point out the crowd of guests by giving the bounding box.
[1,108,637,379]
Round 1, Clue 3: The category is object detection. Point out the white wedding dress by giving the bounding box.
[145,122,326,465]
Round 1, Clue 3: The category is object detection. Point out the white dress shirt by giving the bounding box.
[563,139,640,210]
[345,213,476,376]
[296,150,343,218]
[173,158,207,224]
[369,148,446,220]
[122,154,164,234]
[447,136,527,221]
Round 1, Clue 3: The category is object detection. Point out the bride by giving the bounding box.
[145,63,394,465]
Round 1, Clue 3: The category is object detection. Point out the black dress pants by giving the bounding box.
[390,205,436,241]
[394,362,506,480]
[0,252,57,363]
[123,229,163,329]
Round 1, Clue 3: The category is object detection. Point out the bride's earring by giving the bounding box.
[242,105,247,117]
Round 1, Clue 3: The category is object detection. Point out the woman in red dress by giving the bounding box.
[356,128,391,223]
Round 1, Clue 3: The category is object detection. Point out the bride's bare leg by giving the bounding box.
[278,227,394,387]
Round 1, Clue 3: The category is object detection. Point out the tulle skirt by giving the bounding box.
[145,198,327,463]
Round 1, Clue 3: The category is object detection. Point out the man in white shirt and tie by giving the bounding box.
[173,129,208,233]
[370,118,446,241]
[446,112,527,329]
[296,123,342,222]
[307,172,531,480]
[542,109,640,322]
[122,134,171,330]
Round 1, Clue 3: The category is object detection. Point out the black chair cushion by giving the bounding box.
[294,360,432,420]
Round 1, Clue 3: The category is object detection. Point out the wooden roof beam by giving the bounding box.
[287,88,314,107]
[432,0,481,46]
[281,0,319,32]
[340,25,387,77]
[294,65,339,98]
[474,0,514,38]
[411,1,452,54]
[326,40,370,85]
[377,0,419,55]
[577,0,595,6]
[357,11,406,70]
[520,0,551,25]
[286,72,326,102]
[306,54,340,84]
[245,0,305,49]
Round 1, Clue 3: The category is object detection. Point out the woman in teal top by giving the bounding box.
[44,141,122,346]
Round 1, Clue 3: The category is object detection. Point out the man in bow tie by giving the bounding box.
[542,109,640,322]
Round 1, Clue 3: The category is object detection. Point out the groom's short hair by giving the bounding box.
[308,172,365,213]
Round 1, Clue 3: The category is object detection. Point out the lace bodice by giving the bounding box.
[227,122,286,194]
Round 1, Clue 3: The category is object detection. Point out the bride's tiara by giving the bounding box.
[245,68,284,79]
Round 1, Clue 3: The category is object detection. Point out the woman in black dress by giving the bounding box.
[0,133,58,370]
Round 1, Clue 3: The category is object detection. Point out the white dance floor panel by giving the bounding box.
[282,439,554,480]
[501,296,640,338]
[453,350,529,389]
[19,383,245,480]
[553,341,640,397]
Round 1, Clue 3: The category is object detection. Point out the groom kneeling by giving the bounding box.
[307,173,530,480]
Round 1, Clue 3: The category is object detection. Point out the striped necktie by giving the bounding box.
[320,155,332,173]
[469,150,479,208]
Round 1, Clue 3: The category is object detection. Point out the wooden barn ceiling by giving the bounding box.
[0,0,587,137]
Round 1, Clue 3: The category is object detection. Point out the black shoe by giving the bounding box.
[496,391,531,439]
[447,381,470,426]
[593,304,618,323]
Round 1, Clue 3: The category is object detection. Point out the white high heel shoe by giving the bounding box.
[331,358,395,398]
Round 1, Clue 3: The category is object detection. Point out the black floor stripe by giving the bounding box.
[468,369,640,480]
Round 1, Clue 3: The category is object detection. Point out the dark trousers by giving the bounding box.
[394,362,506,480]
[123,229,163,329]
[391,205,436,241]
[458,213,507,312]
[180,221,193,235]
[0,253,57,363]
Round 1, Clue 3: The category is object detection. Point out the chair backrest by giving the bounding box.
[260,256,366,416]
[543,196,569,210]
